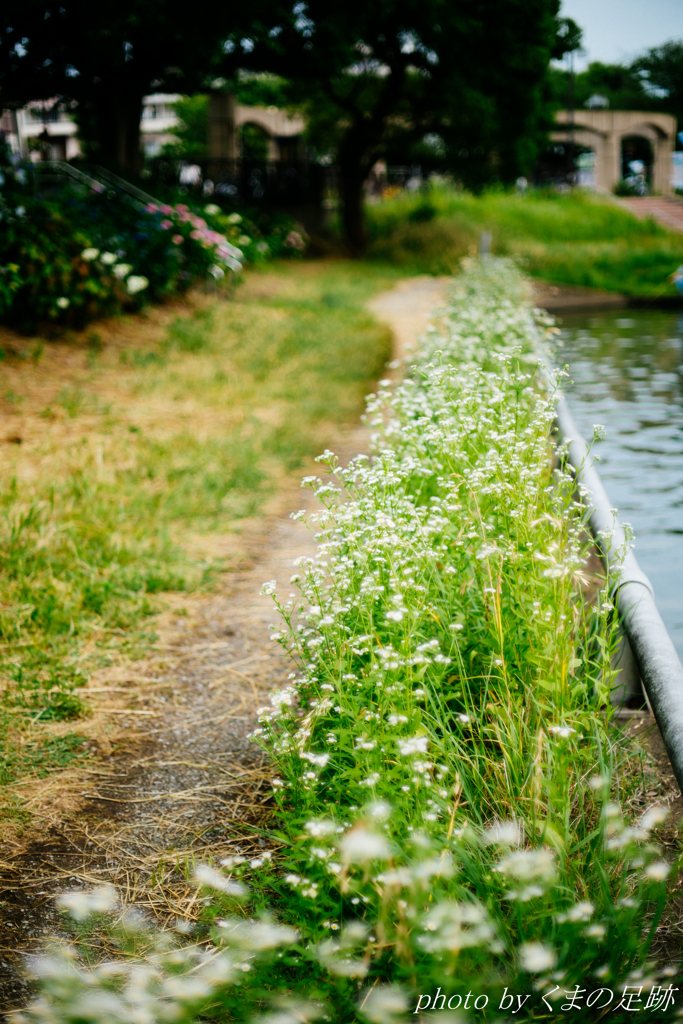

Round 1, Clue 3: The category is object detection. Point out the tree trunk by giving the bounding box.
[339,159,368,254]
[101,88,144,176]
[75,83,144,177]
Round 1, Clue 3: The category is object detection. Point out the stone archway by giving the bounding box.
[209,93,305,165]
[551,110,676,194]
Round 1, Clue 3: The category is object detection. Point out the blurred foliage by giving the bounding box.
[234,0,569,249]
[547,61,655,114]
[161,94,210,161]
[632,41,683,146]
[0,144,304,332]
[365,185,683,296]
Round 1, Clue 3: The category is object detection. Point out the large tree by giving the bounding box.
[0,1,269,174]
[232,0,565,250]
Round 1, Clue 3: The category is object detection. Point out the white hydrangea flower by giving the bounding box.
[126,275,149,294]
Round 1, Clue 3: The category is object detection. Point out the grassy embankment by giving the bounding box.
[0,261,399,818]
[367,186,683,297]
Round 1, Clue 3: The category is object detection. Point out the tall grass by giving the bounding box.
[366,187,683,297]
[17,260,679,1023]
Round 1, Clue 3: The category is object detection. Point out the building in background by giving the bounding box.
[3,100,80,161]
[140,94,182,158]
[1,94,185,162]
[1,93,305,167]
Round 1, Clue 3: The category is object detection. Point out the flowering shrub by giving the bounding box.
[16,260,681,1022]
[0,149,305,332]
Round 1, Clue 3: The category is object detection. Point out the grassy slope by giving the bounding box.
[366,187,683,296]
[0,260,401,806]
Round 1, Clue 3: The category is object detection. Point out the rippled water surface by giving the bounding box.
[559,308,683,657]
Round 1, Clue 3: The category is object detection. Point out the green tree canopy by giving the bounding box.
[547,61,656,113]
[161,95,210,161]
[632,41,683,144]
[231,0,566,250]
[0,0,274,173]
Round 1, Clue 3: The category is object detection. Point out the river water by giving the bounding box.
[558,308,683,659]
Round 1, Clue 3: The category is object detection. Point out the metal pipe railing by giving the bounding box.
[554,392,683,795]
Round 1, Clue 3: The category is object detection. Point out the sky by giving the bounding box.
[559,0,683,68]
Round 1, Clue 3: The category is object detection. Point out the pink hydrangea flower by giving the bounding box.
[160,219,173,230]
[172,234,183,245]
[160,204,173,215]
[145,203,159,213]
[175,204,189,213]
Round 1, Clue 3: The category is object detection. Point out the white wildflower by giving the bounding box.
[359,985,408,1023]
[215,918,298,949]
[398,736,428,756]
[567,901,594,921]
[641,805,669,831]
[56,885,117,921]
[340,826,391,863]
[548,725,576,739]
[519,941,556,972]
[498,848,556,883]
[80,247,99,261]
[193,864,248,896]
[305,819,336,838]
[644,860,670,881]
[419,901,494,952]
[366,800,392,821]
[484,820,522,847]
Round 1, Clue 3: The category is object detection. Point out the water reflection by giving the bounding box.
[558,308,683,657]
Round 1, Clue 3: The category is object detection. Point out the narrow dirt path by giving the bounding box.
[0,275,448,1014]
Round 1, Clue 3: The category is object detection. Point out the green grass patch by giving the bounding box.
[366,186,683,296]
[0,261,398,764]
[0,727,90,786]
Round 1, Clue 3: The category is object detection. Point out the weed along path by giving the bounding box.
[0,270,447,1013]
